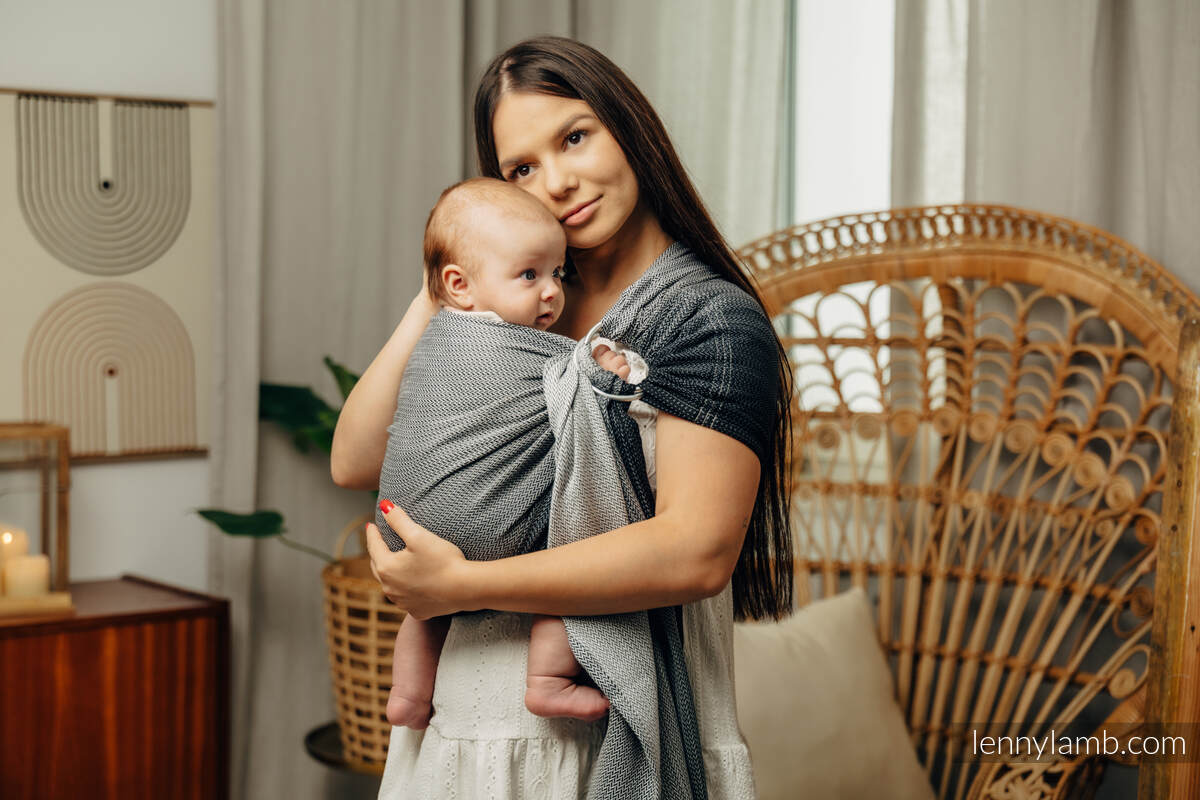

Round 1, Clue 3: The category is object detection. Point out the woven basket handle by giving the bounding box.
[333,511,376,561]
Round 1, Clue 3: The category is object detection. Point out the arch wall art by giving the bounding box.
[0,88,213,459]
[23,283,197,457]
[16,94,190,275]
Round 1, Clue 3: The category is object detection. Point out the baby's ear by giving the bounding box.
[441,264,472,308]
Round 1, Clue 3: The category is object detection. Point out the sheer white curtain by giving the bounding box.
[211,3,787,798]
[787,0,895,226]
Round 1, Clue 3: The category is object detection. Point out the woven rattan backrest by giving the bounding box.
[738,205,1200,799]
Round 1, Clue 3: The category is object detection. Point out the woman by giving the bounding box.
[331,36,793,799]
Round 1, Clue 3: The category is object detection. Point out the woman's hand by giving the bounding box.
[366,501,472,619]
[413,275,442,318]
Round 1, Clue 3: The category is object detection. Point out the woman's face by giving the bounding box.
[492,92,643,251]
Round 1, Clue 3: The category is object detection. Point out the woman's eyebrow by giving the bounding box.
[552,113,595,140]
[498,113,596,172]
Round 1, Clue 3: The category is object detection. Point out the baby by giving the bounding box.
[385,177,629,729]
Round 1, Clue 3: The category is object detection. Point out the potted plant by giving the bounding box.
[197,357,399,769]
[196,355,370,556]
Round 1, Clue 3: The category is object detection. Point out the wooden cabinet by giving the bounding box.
[0,575,230,799]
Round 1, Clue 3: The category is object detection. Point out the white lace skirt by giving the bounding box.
[378,585,757,799]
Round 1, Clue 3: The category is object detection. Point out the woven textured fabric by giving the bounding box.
[377,242,778,799]
[377,311,568,560]
[561,242,779,800]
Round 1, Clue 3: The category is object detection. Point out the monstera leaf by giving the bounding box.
[256,357,360,453]
[258,383,337,453]
[196,509,285,537]
[324,356,360,402]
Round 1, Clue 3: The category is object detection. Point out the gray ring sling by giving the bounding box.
[377,242,779,800]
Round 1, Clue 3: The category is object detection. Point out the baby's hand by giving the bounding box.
[592,344,631,381]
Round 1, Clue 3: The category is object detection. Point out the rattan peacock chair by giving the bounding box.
[737,204,1200,800]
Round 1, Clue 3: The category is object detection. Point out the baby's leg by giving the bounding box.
[387,614,451,728]
[524,615,610,722]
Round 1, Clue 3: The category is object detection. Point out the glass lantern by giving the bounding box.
[0,423,71,594]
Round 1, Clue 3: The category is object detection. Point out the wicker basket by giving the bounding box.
[321,512,405,771]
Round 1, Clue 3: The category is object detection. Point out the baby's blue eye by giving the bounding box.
[522,269,537,280]
[552,267,565,280]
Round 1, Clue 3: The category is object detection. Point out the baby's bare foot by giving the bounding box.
[387,686,433,729]
[525,675,610,722]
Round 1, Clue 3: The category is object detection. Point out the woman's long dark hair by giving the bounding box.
[474,36,793,621]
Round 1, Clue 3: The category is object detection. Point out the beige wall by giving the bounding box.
[0,0,216,591]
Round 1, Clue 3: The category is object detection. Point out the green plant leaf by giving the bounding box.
[324,356,360,402]
[289,424,334,454]
[196,509,286,537]
[259,383,335,430]
[259,382,342,454]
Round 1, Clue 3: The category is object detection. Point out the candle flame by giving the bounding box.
[1,531,10,544]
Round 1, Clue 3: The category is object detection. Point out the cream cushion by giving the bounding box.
[733,587,935,800]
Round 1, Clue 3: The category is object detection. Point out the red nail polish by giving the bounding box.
[379,498,394,514]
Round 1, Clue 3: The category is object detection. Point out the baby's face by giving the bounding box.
[459,209,567,331]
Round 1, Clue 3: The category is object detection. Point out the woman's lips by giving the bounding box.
[562,199,598,226]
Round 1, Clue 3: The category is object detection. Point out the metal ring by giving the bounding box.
[592,384,643,401]
[578,321,644,403]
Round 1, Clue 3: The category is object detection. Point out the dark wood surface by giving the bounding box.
[0,574,230,800]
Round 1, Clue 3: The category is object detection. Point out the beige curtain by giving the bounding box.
[893,0,1200,289]
[462,0,788,245]
[213,2,468,797]
[211,2,786,798]
[577,0,788,246]
[210,1,265,798]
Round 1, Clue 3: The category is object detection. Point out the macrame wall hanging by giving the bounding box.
[0,89,214,460]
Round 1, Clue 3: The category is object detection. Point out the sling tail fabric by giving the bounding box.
[377,242,779,800]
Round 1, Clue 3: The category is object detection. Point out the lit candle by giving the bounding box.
[3,554,50,598]
[0,526,29,560]
[0,526,31,595]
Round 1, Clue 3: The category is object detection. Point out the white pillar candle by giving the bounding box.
[3,554,50,598]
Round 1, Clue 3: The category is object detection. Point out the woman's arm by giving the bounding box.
[330,291,439,490]
[367,411,761,618]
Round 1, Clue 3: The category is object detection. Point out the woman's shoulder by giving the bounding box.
[630,247,780,459]
[644,246,774,344]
